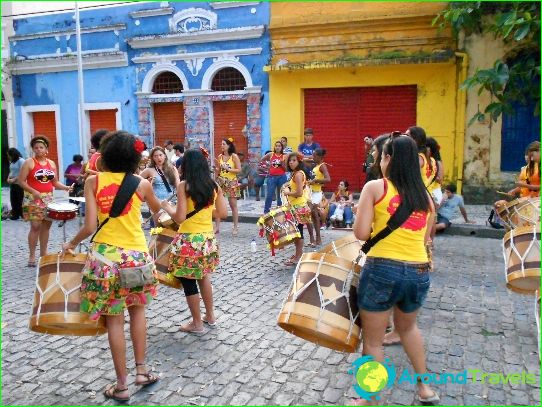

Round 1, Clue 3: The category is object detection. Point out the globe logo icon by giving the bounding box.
[356,361,389,393]
[349,356,397,401]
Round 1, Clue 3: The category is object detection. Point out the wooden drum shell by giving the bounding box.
[148,229,182,290]
[277,252,362,353]
[503,226,540,295]
[29,253,107,336]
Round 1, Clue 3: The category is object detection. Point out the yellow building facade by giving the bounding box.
[267,2,466,192]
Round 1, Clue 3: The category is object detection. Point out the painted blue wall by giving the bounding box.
[11,1,271,167]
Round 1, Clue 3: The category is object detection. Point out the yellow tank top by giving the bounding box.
[311,163,324,192]
[419,153,437,188]
[287,171,308,207]
[94,172,148,252]
[178,191,217,234]
[368,179,429,262]
[219,155,237,180]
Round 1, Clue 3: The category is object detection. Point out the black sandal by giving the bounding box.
[135,363,160,386]
[103,382,130,402]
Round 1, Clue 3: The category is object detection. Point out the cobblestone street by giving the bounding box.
[1,219,540,406]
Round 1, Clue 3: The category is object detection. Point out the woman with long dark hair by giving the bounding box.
[18,136,72,267]
[282,153,312,266]
[406,126,437,190]
[215,138,241,235]
[517,140,540,198]
[161,149,227,333]
[6,148,25,220]
[352,135,437,405]
[61,131,162,401]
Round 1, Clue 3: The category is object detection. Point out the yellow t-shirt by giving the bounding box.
[419,153,437,188]
[219,155,237,181]
[287,171,308,207]
[94,172,148,252]
[367,179,430,262]
[178,192,217,234]
[311,163,324,193]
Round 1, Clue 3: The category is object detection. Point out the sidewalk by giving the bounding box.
[2,188,504,239]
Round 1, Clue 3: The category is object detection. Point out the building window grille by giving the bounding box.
[211,68,246,91]
[152,72,183,94]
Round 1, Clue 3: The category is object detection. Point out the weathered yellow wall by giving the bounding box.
[269,62,459,183]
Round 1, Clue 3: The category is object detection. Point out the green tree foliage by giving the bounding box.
[433,1,540,125]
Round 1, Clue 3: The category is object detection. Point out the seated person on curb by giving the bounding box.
[435,184,474,232]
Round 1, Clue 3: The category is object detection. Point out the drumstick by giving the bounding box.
[496,191,514,197]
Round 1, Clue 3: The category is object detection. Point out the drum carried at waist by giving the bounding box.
[148,228,182,290]
[257,206,300,255]
[320,234,366,266]
[277,252,362,353]
[158,212,179,231]
[496,197,540,230]
[29,253,107,336]
[46,202,79,221]
[503,225,540,295]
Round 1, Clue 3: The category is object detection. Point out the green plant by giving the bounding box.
[433,1,540,124]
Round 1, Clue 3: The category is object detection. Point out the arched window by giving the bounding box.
[211,67,246,91]
[152,72,183,94]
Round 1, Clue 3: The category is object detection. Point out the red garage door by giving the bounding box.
[213,100,248,159]
[153,102,185,148]
[89,109,117,135]
[304,85,417,192]
[33,111,59,168]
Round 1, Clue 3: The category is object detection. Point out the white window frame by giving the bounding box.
[21,104,63,175]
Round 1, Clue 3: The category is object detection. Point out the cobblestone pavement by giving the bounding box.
[1,219,540,406]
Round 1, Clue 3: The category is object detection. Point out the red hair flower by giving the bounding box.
[134,139,145,154]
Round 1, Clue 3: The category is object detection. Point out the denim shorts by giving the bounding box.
[357,257,431,313]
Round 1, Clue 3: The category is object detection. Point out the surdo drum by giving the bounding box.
[277,252,362,353]
[257,206,300,253]
[46,202,79,221]
[496,197,540,230]
[148,228,182,290]
[29,253,107,336]
[502,225,540,294]
[319,234,366,265]
[158,212,179,231]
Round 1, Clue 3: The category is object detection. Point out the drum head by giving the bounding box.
[47,202,78,212]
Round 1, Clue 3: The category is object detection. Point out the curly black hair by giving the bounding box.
[100,131,140,173]
[30,135,50,148]
[90,129,110,150]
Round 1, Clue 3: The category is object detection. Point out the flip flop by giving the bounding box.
[305,242,316,248]
[284,258,298,266]
[27,261,36,268]
[416,391,440,404]
[202,316,217,326]
[103,383,130,402]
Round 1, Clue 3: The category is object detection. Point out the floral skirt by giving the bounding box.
[81,243,158,321]
[22,192,53,221]
[291,203,313,225]
[217,176,241,199]
[169,232,219,279]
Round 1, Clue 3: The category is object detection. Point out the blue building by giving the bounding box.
[8,1,270,174]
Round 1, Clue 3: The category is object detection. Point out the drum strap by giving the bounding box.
[90,173,141,243]
[156,168,172,193]
[360,203,413,254]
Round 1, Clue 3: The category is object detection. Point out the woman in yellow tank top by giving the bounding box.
[352,135,438,405]
[62,131,163,402]
[215,138,241,236]
[307,148,330,246]
[162,148,228,333]
[282,153,312,266]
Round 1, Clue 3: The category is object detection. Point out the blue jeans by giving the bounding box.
[329,204,353,224]
[358,257,431,313]
[264,174,287,213]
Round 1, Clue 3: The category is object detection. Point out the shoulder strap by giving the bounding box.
[155,168,172,193]
[360,203,413,254]
[90,173,141,243]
